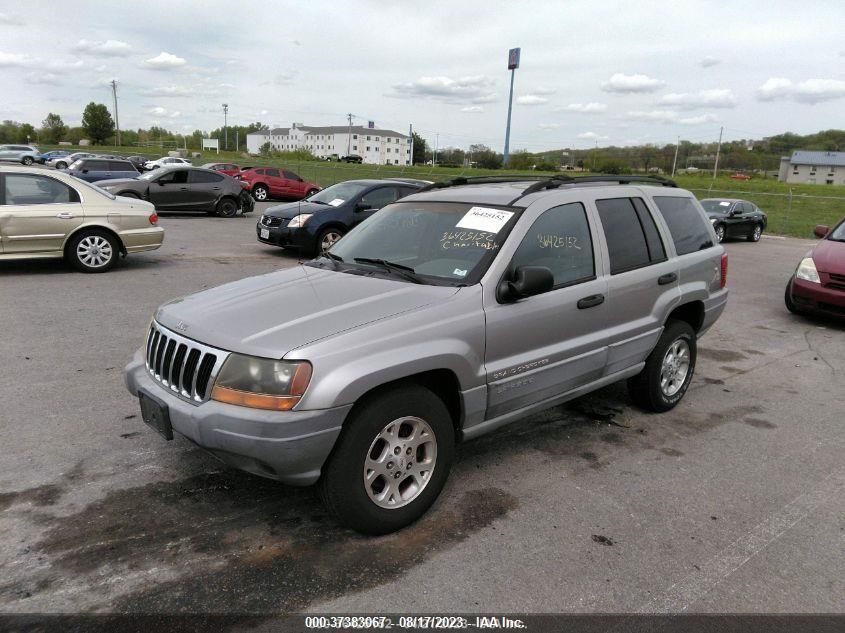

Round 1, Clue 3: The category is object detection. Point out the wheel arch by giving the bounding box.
[666,300,705,333]
[63,224,126,257]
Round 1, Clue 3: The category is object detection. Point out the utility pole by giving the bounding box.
[110,80,121,146]
[222,103,229,151]
[409,123,414,166]
[713,126,723,180]
[235,129,239,153]
[433,133,439,166]
[503,47,521,167]
[671,135,680,177]
[346,113,353,156]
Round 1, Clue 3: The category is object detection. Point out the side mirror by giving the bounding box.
[498,266,554,303]
[356,202,372,211]
[814,225,829,238]
[157,180,166,186]
[81,169,89,174]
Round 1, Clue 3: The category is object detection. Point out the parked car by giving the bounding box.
[325,154,340,162]
[0,166,163,272]
[785,221,845,319]
[257,178,427,255]
[125,174,728,534]
[124,155,150,171]
[62,157,140,183]
[201,162,242,177]
[0,145,41,166]
[49,152,93,170]
[237,167,320,202]
[699,198,768,243]
[95,167,254,217]
[37,150,70,165]
[340,154,363,164]
[144,157,192,170]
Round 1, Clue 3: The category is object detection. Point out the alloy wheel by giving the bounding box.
[659,339,690,397]
[76,235,114,268]
[320,231,342,252]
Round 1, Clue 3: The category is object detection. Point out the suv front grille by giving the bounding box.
[261,215,287,228]
[145,322,229,404]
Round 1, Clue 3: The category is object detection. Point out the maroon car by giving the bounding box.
[237,166,320,202]
[785,221,845,318]
[201,162,241,177]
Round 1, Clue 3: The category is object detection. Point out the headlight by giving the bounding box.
[211,354,312,411]
[287,213,313,228]
[710,217,718,224]
[795,257,820,283]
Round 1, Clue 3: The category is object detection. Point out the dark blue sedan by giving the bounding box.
[256,179,429,255]
[36,150,70,164]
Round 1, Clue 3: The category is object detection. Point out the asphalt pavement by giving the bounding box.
[0,211,842,616]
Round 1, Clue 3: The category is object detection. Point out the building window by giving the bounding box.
[353,145,357,151]
[810,166,816,173]
[367,136,371,140]
[366,146,370,152]
[826,179,834,185]
[353,134,358,139]
[375,146,379,152]
[387,148,391,153]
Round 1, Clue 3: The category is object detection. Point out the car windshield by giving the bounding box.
[322,201,521,285]
[700,200,731,212]
[828,221,845,242]
[307,181,369,204]
[68,175,116,200]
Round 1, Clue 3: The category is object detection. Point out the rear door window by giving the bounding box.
[3,174,79,205]
[596,197,661,274]
[265,169,281,178]
[360,186,401,210]
[108,161,133,171]
[283,170,300,180]
[189,170,225,184]
[84,160,109,171]
[652,196,714,255]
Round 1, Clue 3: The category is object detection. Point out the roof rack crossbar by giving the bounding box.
[418,173,678,197]
[417,175,548,192]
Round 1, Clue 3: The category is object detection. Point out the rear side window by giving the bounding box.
[84,160,109,171]
[652,196,714,255]
[108,161,134,171]
[283,170,299,180]
[190,170,224,183]
[510,202,595,288]
[265,169,281,177]
[596,197,665,274]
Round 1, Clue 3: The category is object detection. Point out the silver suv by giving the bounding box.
[0,144,40,166]
[125,175,728,534]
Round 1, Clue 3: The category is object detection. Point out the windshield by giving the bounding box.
[307,181,369,205]
[69,175,116,200]
[700,200,731,213]
[324,201,520,285]
[828,221,845,241]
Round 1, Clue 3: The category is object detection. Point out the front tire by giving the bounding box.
[316,227,345,254]
[67,230,119,273]
[55,161,68,170]
[22,156,33,166]
[628,320,697,412]
[216,197,237,218]
[319,385,455,535]
[252,185,269,201]
[714,223,726,243]
[784,279,801,314]
[748,224,762,242]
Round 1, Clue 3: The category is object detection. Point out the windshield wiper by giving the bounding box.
[320,251,344,269]
[353,257,424,284]
[308,200,329,205]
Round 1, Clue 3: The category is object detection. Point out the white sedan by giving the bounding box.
[143,157,192,171]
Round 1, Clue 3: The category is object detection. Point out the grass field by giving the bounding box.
[41,145,845,238]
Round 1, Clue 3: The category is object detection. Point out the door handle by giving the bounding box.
[179,187,188,191]
[577,294,605,309]
[658,272,678,285]
[56,212,75,219]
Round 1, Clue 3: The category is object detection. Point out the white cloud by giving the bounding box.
[624,110,678,123]
[659,89,737,109]
[460,105,484,113]
[139,85,192,97]
[561,102,608,114]
[516,95,549,106]
[74,39,132,57]
[0,12,23,25]
[601,73,665,93]
[390,75,496,104]
[578,132,609,140]
[757,77,845,104]
[94,65,107,73]
[531,86,556,95]
[260,109,269,116]
[679,113,719,125]
[45,58,84,71]
[261,73,295,87]
[144,52,187,70]
[148,107,168,116]
[537,123,560,130]
[699,56,720,68]
[0,51,34,67]
[26,72,61,86]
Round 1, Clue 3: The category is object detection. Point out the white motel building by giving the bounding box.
[246,123,412,165]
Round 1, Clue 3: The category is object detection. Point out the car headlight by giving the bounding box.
[287,213,313,228]
[710,217,718,224]
[795,257,820,283]
[211,354,312,411]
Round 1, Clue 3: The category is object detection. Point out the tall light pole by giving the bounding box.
[503,47,521,167]
[110,80,121,146]
[713,126,724,180]
[222,103,229,151]
[671,136,680,177]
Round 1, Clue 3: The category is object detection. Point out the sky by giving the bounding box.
[1,0,844,153]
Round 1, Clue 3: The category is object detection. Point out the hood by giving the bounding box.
[264,201,334,219]
[94,178,140,189]
[811,238,845,274]
[155,265,459,358]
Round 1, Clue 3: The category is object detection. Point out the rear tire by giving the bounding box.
[22,156,33,166]
[67,229,119,273]
[216,197,238,218]
[628,320,697,412]
[714,223,726,243]
[748,224,762,242]
[319,385,455,535]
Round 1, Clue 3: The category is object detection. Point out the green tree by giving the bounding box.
[411,132,426,165]
[41,113,67,144]
[81,102,115,144]
[18,123,35,144]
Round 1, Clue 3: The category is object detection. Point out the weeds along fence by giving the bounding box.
[687,187,845,239]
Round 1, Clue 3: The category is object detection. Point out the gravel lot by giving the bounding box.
[0,208,843,615]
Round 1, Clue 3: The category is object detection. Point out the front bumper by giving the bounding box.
[125,350,350,485]
[256,222,313,251]
[790,276,845,317]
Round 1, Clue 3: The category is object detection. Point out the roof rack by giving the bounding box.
[418,173,677,198]
[417,175,552,192]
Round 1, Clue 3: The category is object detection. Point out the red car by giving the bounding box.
[237,167,320,202]
[785,221,845,319]
[201,162,242,177]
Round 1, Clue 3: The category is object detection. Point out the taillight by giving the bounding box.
[720,252,728,288]
[149,212,158,226]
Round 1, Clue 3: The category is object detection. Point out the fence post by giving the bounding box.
[784,188,792,235]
